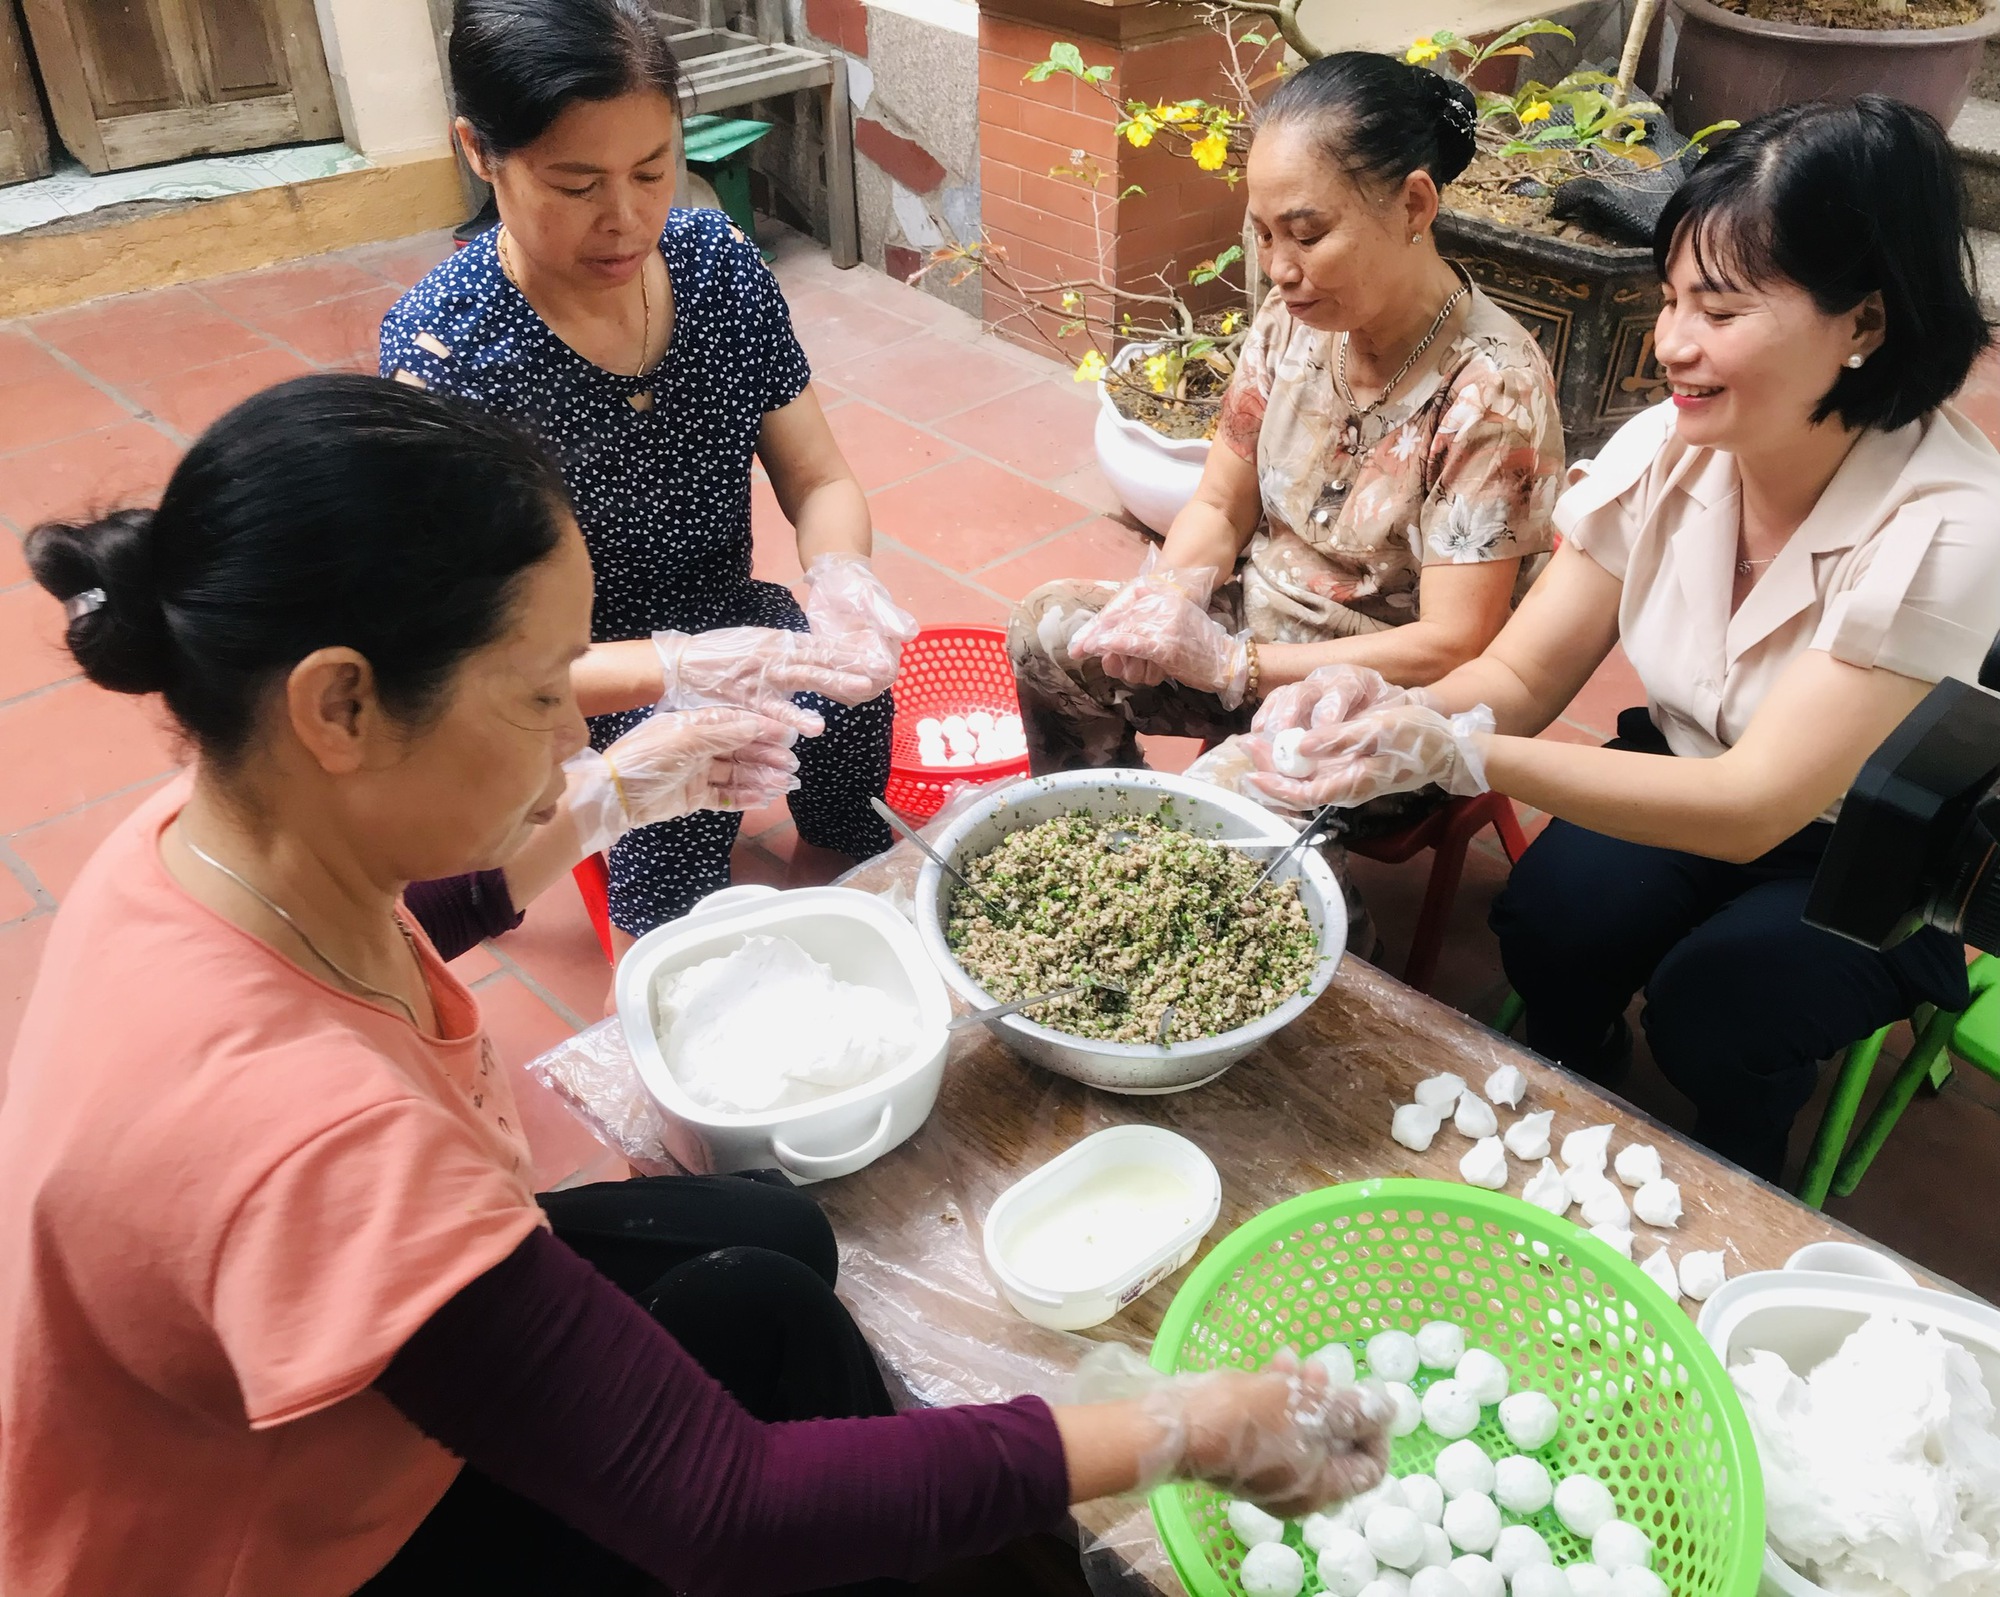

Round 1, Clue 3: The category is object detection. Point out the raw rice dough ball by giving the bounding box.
[1454,1094,1500,1140]
[1441,1492,1501,1554]
[1450,1555,1504,1597]
[1311,1342,1358,1388]
[1335,1477,1408,1533]
[1228,1500,1286,1547]
[1314,1527,1380,1597]
[1421,1379,1480,1440]
[1493,1455,1554,1515]
[1564,1564,1614,1597]
[1513,1565,1573,1597]
[1241,1540,1307,1597]
[1366,1506,1427,1570]
[1416,1320,1466,1371]
[1383,1382,1423,1437]
[1402,1474,1445,1527]
[1498,1390,1561,1452]
[1410,1569,1472,1597]
[1272,727,1313,778]
[1393,1103,1443,1152]
[1455,1348,1511,1406]
[1359,1577,1412,1597]
[966,711,995,734]
[1415,1073,1467,1112]
[1591,1522,1653,1573]
[1434,1438,1496,1499]
[1417,1525,1453,1572]
[1613,1143,1662,1189]
[916,717,944,738]
[1610,1569,1668,1597]
[1490,1525,1553,1581]
[1367,1330,1422,1383]
[1553,1477,1617,1540]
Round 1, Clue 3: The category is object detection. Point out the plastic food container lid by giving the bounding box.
[982,1125,1221,1331]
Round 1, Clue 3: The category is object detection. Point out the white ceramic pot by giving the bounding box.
[1094,342,1212,537]
[615,884,951,1183]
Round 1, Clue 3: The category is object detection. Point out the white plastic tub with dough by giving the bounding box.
[982,1125,1221,1330]
[616,885,951,1184]
[1697,1261,2000,1597]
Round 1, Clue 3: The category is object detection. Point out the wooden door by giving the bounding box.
[20,0,339,173]
[1,0,53,184]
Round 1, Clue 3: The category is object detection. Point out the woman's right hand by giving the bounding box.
[653,627,880,729]
[1252,663,1430,738]
[566,707,802,855]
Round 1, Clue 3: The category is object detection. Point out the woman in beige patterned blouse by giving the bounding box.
[1011,53,1565,809]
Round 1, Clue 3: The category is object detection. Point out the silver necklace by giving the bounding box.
[1335,270,1470,453]
[499,225,656,410]
[183,836,423,1028]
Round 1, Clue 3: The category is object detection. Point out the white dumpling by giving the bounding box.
[1383,1381,1422,1437]
[1639,1246,1679,1300]
[1358,1578,1412,1597]
[1366,1505,1427,1571]
[1679,1249,1727,1302]
[1335,1477,1408,1534]
[1504,1110,1554,1161]
[1632,1179,1682,1229]
[1459,1136,1508,1190]
[1434,1439,1496,1499]
[1609,1568,1668,1597]
[1314,1527,1379,1597]
[1228,1500,1287,1547]
[1559,1124,1614,1172]
[1512,1565,1573,1597]
[1564,1564,1614,1597]
[1588,1224,1635,1259]
[1455,1348,1510,1406]
[1564,1164,1617,1207]
[1241,1540,1307,1597]
[1498,1390,1561,1453]
[1401,1474,1445,1527]
[1272,726,1314,778]
[1453,1094,1499,1139]
[1415,1073,1467,1112]
[1579,1186,1630,1231]
[1450,1554,1504,1597]
[1421,1378,1480,1440]
[1591,1521,1653,1573]
[1393,1102,1443,1152]
[1522,1158,1571,1216]
[1441,1491,1500,1554]
[1493,1455,1554,1515]
[1417,1525,1452,1572]
[1415,1321,1466,1371]
[915,717,944,738]
[1311,1342,1358,1388]
[1553,1476,1617,1539]
[1409,1569,1471,1597]
[1367,1330,1421,1383]
[1302,1512,1345,1553]
[1612,1143,1662,1188]
[1484,1064,1526,1109]
[1490,1525,1553,1580]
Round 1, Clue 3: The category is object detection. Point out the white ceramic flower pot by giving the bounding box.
[1093,342,1212,537]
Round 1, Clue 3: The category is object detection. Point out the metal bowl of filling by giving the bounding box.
[913,769,1346,1093]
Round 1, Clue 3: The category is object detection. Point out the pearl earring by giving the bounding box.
[1845,354,1865,368]
[1411,234,1422,246]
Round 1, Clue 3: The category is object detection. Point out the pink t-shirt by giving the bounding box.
[0,780,547,1597]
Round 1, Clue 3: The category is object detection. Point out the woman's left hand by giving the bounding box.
[1245,701,1497,811]
[1068,561,1251,706]
[802,554,919,702]
[567,707,803,854]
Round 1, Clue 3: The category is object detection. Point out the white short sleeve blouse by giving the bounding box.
[1554,400,2000,815]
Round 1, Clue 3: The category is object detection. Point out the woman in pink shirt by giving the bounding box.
[0,373,1386,1597]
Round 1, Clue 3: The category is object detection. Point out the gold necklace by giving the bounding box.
[498,226,655,408]
[1334,269,1470,455]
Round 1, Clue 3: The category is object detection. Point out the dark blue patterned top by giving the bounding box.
[378,209,812,641]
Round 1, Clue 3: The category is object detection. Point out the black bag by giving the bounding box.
[1547,103,1701,246]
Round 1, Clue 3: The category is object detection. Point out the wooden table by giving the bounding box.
[810,843,1897,1594]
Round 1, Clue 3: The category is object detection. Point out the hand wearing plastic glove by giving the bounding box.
[1249,701,1496,813]
[1067,559,1252,707]
[1073,1343,1390,1518]
[802,553,919,702]
[651,628,879,732]
[1252,663,1434,739]
[567,707,802,856]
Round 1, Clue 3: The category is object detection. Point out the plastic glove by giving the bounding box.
[652,627,880,732]
[1074,1342,1390,1518]
[567,707,802,855]
[802,553,918,702]
[1251,663,1434,739]
[1068,557,1252,706]
[1247,702,1496,812]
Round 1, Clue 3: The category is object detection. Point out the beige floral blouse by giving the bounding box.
[1219,283,1565,644]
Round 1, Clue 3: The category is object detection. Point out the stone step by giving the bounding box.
[1952,95,2000,235]
[1972,226,2000,319]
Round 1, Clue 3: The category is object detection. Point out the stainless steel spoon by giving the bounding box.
[869,796,1011,924]
[948,979,1128,1032]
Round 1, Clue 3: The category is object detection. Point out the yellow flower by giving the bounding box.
[1061,290,1083,312]
[1073,350,1108,383]
[1519,100,1552,124]
[1143,353,1174,393]
[1405,36,1440,63]
[1157,101,1199,124]
[1220,310,1242,335]
[1123,117,1155,148]
[1190,132,1230,171]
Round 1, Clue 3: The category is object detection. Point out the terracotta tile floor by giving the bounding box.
[2,222,1997,1290]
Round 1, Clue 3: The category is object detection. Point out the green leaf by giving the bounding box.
[1120,183,1146,199]
[1026,41,1091,81]
[1212,244,1244,270]
[1185,337,1217,358]
[1239,30,1268,44]
[1058,318,1086,337]
[1684,119,1740,147]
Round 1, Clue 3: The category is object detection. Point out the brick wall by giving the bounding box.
[978,14,1258,362]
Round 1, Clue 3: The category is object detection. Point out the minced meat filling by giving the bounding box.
[945,812,1319,1044]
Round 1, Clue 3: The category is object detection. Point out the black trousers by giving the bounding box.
[358,1174,902,1597]
[1489,709,1970,1182]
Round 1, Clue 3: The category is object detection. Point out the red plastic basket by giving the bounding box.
[884,625,1029,821]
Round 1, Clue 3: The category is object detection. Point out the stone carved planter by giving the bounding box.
[1435,206,1666,461]
[1094,342,1214,535]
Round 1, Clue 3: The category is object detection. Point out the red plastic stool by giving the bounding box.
[573,853,616,964]
[1348,792,1529,994]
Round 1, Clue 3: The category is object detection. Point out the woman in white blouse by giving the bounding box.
[1194,96,2000,1178]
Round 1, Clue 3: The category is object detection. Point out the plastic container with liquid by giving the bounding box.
[982,1125,1220,1330]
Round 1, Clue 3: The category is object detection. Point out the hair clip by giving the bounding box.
[64,587,107,621]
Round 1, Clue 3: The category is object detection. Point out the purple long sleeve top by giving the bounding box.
[402,869,524,962]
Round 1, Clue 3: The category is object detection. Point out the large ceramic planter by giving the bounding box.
[1435,206,1663,461]
[1668,0,2000,136]
[1094,343,1213,536]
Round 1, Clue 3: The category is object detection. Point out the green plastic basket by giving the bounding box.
[1147,1179,1764,1597]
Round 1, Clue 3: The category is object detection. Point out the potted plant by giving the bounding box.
[1666,0,2000,137]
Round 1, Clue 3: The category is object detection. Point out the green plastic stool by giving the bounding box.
[1812,953,2000,1201]
[683,114,774,254]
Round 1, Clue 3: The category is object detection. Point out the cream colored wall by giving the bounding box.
[311,0,456,161]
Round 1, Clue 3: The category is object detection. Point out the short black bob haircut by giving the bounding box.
[450,0,686,162]
[1655,95,1990,434]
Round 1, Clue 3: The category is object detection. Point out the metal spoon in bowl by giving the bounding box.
[869,795,1012,925]
[949,979,1128,1032]
[1210,802,1343,931]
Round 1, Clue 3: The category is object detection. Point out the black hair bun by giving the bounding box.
[1418,67,1479,185]
[25,508,177,697]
